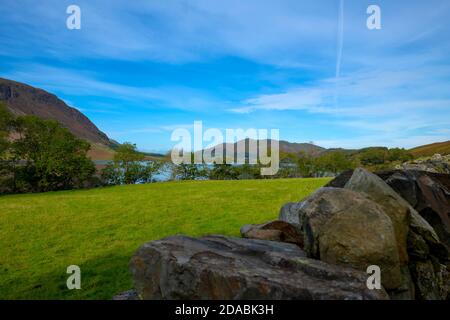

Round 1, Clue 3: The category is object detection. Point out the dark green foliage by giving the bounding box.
[101,142,163,185]
[358,147,389,165]
[208,164,238,180]
[316,151,355,174]
[101,162,123,185]
[0,103,13,156]
[12,117,95,192]
[356,147,413,169]
[0,105,95,193]
[171,163,208,180]
[207,163,264,180]
[296,152,319,177]
[387,148,413,162]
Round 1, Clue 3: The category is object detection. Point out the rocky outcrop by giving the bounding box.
[296,187,402,290]
[375,169,450,300]
[344,168,410,265]
[129,235,388,300]
[396,154,450,174]
[323,168,449,299]
[125,167,450,300]
[240,220,303,247]
[376,169,450,251]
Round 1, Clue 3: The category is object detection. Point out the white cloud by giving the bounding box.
[1,64,226,112]
[2,0,448,66]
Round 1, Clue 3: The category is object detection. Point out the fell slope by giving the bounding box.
[0,78,113,147]
[410,141,450,157]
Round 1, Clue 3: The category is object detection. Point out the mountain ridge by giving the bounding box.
[0,78,115,147]
[1,78,448,160]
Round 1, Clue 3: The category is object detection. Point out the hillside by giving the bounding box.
[0,78,115,148]
[279,140,326,155]
[201,139,326,159]
[409,140,450,157]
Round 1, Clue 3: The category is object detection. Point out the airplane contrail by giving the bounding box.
[336,0,344,79]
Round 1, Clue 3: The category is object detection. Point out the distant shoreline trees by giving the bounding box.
[165,147,413,181]
[101,143,164,185]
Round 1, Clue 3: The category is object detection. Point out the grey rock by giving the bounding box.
[130,235,389,300]
[297,187,403,291]
[240,220,303,247]
[377,169,450,253]
[278,202,302,226]
[409,260,443,300]
[323,169,354,188]
[344,168,410,265]
[112,289,139,300]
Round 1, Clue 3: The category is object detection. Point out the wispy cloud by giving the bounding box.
[1,64,227,112]
[1,0,449,149]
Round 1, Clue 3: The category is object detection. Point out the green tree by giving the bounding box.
[140,160,165,183]
[387,148,412,162]
[296,152,317,177]
[0,103,14,192]
[101,162,123,185]
[113,143,145,184]
[0,103,13,155]
[102,143,164,185]
[172,163,208,180]
[316,151,354,175]
[358,147,389,166]
[10,115,95,192]
[208,163,238,180]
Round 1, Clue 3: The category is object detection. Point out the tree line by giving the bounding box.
[0,102,414,194]
[0,103,164,194]
[164,145,412,181]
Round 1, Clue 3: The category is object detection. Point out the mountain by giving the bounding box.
[278,140,326,156]
[200,139,326,160]
[409,140,450,157]
[0,78,115,147]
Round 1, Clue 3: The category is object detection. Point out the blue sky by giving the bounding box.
[1,0,450,153]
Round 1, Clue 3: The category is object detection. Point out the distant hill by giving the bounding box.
[199,139,325,160]
[202,140,450,161]
[278,140,325,156]
[409,140,450,157]
[0,78,116,148]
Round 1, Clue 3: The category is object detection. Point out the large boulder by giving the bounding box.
[240,220,303,248]
[409,259,448,300]
[346,168,449,299]
[344,168,411,265]
[377,169,450,252]
[323,169,354,188]
[297,187,402,290]
[129,235,388,300]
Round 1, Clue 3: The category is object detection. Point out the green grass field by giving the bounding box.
[0,178,330,299]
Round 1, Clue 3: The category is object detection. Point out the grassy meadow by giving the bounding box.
[0,178,330,299]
